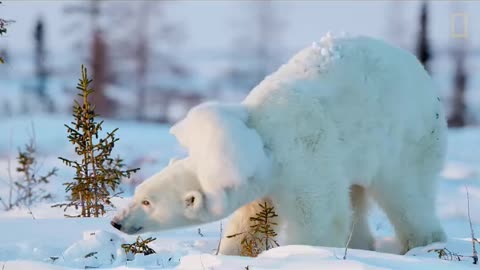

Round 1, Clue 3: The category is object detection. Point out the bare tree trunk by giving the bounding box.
[415,1,431,73]
[254,0,277,84]
[448,2,469,128]
[91,29,115,117]
[135,2,151,121]
[448,56,467,127]
[34,18,48,99]
[386,1,406,48]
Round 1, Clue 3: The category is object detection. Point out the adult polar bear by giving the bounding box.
[111,34,447,255]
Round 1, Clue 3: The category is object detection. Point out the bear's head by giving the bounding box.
[111,158,214,234]
[111,103,272,234]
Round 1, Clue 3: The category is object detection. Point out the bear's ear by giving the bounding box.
[170,103,271,194]
[183,190,203,213]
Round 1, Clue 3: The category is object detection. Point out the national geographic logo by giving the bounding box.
[450,13,469,39]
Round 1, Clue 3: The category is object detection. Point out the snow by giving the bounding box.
[1,114,480,269]
[62,231,126,268]
[178,244,480,270]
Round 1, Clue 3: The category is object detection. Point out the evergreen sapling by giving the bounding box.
[227,201,280,257]
[53,65,139,217]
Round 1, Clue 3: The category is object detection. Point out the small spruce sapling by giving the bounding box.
[53,65,139,217]
[227,201,280,257]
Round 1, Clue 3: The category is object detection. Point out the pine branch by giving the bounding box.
[122,236,156,256]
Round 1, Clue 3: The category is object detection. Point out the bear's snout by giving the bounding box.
[111,221,122,231]
[110,216,144,234]
[111,202,148,234]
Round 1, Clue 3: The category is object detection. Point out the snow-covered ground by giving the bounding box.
[0,115,480,269]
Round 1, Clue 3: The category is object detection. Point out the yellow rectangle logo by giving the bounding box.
[450,13,469,39]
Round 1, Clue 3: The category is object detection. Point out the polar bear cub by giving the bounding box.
[112,34,447,255]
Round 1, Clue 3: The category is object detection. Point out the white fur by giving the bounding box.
[170,103,272,216]
[112,34,447,255]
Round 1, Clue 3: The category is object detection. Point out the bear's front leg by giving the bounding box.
[278,183,351,248]
[219,198,277,255]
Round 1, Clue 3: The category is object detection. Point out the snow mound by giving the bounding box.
[0,261,68,270]
[177,245,473,270]
[62,230,126,268]
[124,249,183,268]
[170,102,271,194]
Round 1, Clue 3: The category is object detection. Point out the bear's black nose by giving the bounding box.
[111,221,122,231]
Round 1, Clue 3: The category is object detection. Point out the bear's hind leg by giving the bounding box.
[219,198,277,255]
[349,185,375,251]
[371,172,446,254]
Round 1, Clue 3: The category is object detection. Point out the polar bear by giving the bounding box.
[111,34,447,255]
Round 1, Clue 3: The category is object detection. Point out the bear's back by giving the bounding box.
[242,34,446,185]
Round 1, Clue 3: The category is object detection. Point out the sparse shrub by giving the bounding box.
[428,248,464,261]
[227,201,279,257]
[52,65,139,217]
[15,139,56,207]
[0,136,57,210]
[427,187,479,265]
[0,19,6,35]
[121,236,156,258]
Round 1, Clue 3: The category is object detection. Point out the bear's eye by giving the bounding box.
[142,200,150,206]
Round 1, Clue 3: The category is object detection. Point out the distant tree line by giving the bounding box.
[0,0,474,127]
[63,1,188,120]
[414,1,469,128]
